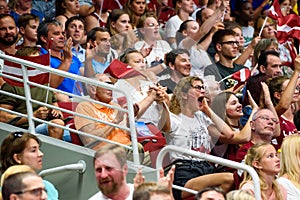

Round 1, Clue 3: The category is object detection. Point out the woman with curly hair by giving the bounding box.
[160,76,237,200]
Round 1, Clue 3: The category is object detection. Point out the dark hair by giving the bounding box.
[212,29,236,50]
[242,73,268,107]
[65,16,85,31]
[17,14,39,29]
[224,21,241,31]
[211,91,237,127]
[165,49,189,67]
[195,8,205,24]
[0,13,14,21]
[55,0,67,17]
[0,132,41,173]
[2,172,39,200]
[124,0,148,26]
[234,0,249,13]
[87,27,108,42]
[119,48,142,64]
[257,50,280,74]
[175,20,194,45]
[294,110,300,131]
[106,9,130,36]
[195,187,226,200]
[37,20,62,46]
[267,76,289,106]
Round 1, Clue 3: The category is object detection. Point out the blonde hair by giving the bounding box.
[279,135,300,186]
[226,190,255,200]
[0,165,35,186]
[0,165,35,200]
[240,143,284,200]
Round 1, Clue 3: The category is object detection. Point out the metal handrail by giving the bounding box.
[0,53,140,165]
[39,160,86,177]
[156,145,262,200]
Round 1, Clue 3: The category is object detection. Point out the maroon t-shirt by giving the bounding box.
[235,141,254,163]
[272,115,296,150]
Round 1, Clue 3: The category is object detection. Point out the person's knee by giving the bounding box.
[48,119,65,140]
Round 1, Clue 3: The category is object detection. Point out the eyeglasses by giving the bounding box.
[13,132,24,140]
[253,115,279,124]
[219,41,239,46]
[15,187,47,197]
[192,85,205,91]
[104,81,114,85]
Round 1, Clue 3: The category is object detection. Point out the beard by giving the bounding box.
[98,174,124,196]
[0,34,18,46]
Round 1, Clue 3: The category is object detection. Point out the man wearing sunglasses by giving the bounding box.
[2,171,47,200]
[205,29,247,90]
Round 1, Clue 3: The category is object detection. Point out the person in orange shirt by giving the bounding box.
[74,73,131,149]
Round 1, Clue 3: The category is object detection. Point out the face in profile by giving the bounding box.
[18,175,48,200]
[14,138,44,171]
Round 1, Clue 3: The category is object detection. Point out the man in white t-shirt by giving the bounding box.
[89,144,134,200]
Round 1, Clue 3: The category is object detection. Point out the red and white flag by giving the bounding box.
[267,0,300,44]
[276,14,300,43]
[231,68,251,82]
[2,54,50,87]
[268,0,283,20]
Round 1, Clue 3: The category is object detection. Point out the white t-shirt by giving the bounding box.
[88,183,134,200]
[134,40,172,67]
[277,177,300,200]
[165,15,194,39]
[242,26,254,47]
[178,42,212,79]
[166,111,213,163]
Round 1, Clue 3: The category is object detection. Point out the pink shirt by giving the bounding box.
[241,181,287,200]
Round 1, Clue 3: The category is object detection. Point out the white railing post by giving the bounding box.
[21,64,35,134]
[39,160,86,177]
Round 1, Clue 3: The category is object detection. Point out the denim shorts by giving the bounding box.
[35,123,71,142]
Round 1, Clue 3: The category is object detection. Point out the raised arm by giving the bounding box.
[201,98,234,142]
[181,4,224,50]
[50,37,73,88]
[275,55,300,116]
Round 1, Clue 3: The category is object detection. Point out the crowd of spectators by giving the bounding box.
[0,0,300,199]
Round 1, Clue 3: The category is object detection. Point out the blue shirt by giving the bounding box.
[92,59,110,74]
[71,45,86,63]
[11,9,44,26]
[40,48,82,95]
[32,0,56,20]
